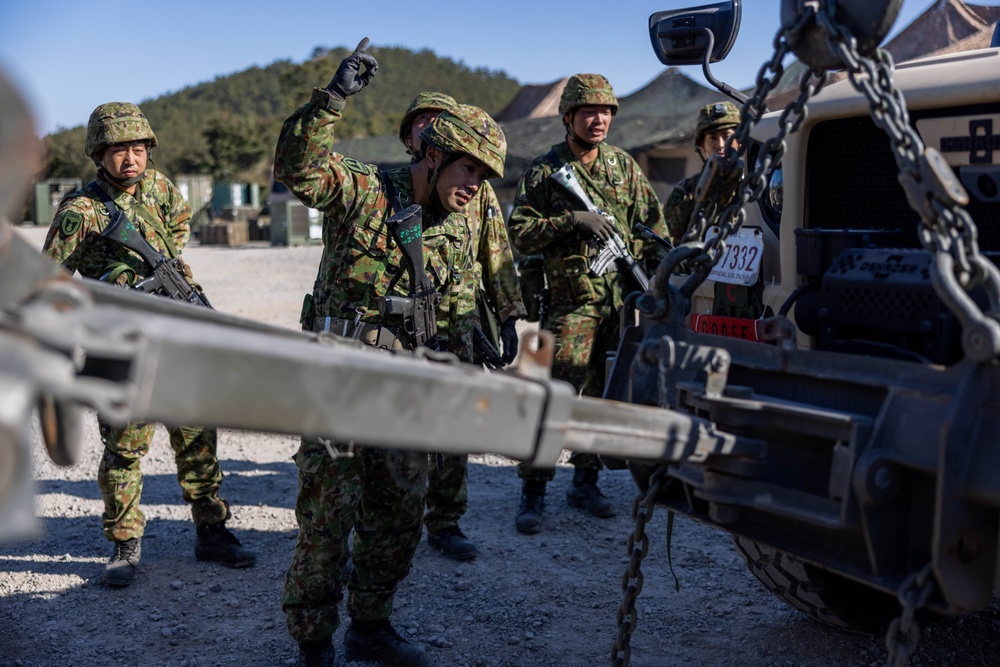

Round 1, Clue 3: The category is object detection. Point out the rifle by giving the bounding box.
[473,325,504,370]
[376,204,442,349]
[99,206,212,308]
[549,164,650,293]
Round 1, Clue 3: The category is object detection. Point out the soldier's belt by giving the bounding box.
[312,317,404,350]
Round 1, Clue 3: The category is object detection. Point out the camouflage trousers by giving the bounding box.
[97,420,227,542]
[518,303,620,482]
[425,453,468,533]
[283,438,427,643]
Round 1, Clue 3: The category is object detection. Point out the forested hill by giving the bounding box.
[42,45,521,185]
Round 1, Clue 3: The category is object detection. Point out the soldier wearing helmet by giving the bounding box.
[398,91,455,160]
[664,101,742,245]
[399,95,525,564]
[43,102,256,590]
[507,75,668,535]
[274,40,523,667]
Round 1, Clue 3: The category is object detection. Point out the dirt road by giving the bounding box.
[2,225,997,667]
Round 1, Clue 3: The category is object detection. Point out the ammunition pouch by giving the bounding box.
[544,255,597,309]
[517,255,547,323]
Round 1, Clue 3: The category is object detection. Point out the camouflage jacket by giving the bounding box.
[507,141,667,310]
[664,173,698,248]
[274,87,525,359]
[44,170,192,280]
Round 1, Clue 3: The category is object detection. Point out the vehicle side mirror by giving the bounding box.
[648,0,741,66]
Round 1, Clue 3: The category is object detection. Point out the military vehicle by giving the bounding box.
[2,2,999,666]
[604,1,1000,664]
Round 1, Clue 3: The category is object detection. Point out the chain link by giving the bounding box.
[674,2,1000,360]
[884,563,936,667]
[678,5,828,299]
[610,465,669,667]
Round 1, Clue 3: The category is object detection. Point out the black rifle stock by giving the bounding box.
[100,210,212,308]
[473,325,504,370]
[377,204,441,349]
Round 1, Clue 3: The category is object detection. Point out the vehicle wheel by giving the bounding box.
[733,535,904,633]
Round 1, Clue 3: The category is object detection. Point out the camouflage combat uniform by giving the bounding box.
[664,173,699,248]
[276,87,520,642]
[44,172,230,541]
[423,180,525,535]
[508,140,667,480]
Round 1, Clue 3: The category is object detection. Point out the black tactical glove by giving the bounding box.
[500,317,519,365]
[571,211,616,241]
[327,37,378,98]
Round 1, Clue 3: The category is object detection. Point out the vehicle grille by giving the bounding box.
[805,114,1000,251]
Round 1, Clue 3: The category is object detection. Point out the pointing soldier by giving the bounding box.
[43,102,256,588]
[398,91,527,562]
[506,74,668,534]
[275,40,519,667]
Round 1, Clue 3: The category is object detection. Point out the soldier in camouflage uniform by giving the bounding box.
[398,91,526,562]
[663,101,766,318]
[663,101,741,246]
[43,102,256,589]
[275,41,520,667]
[507,74,668,534]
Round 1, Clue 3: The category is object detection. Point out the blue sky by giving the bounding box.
[0,1,996,136]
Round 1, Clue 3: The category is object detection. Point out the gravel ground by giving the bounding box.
[3,225,999,667]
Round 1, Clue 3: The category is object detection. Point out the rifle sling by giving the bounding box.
[92,180,179,259]
[379,170,407,295]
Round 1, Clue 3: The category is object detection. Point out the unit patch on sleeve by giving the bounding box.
[59,211,84,237]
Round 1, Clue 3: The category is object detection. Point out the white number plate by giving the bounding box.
[705,226,764,286]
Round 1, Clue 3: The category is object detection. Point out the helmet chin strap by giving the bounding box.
[426,151,461,216]
[97,165,147,189]
[565,111,601,151]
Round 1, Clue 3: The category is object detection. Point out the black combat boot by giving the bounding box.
[515,480,547,534]
[427,525,477,560]
[567,468,616,518]
[343,619,431,667]
[105,537,141,587]
[297,637,335,667]
[194,521,257,568]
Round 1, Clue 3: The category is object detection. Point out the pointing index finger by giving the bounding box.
[354,37,370,54]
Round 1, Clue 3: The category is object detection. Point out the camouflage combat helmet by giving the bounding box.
[558,74,618,115]
[85,102,158,160]
[695,101,740,145]
[420,104,506,179]
[398,92,457,145]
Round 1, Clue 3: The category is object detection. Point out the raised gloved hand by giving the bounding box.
[327,37,379,99]
[571,211,616,241]
[500,317,519,365]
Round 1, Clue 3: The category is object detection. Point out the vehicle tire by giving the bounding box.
[733,535,904,633]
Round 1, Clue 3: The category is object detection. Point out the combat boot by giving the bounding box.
[297,637,335,667]
[343,619,431,667]
[515,480,546,534]
[105,537,141,587]
[194,521,256,568]
[427,525,477,560]
[567,468,616,518]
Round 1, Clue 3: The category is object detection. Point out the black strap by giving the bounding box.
[380,170,405,216]
[91,180,178,258]
[379,170,406,294]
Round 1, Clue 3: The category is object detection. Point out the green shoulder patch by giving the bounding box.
[59,211,84,237]
[342,157,375,175]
